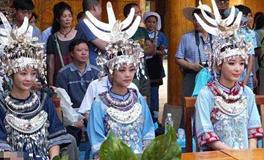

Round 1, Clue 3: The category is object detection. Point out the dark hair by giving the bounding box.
[254,12,264,29]
[255,14,264,30]
[145,37,154,43]
[82,0,99,12]
[192,9,202,15]
[13,0,35,10]
[254,12,264,22]
[77,11,85,21]
[235,5,252,16]
[30,12,38,21]
[51,2,72,34]
[123,3,138,17]
[69,39,89,52]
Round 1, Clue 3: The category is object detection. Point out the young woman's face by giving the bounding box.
[59,9,73,28]
[145,16,157,32]
[112,64,136,89]
[71,43,89,64]
[13,68,37,92]
[218,56,245,84]
[247,13,254,29]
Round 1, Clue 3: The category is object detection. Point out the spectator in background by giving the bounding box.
[215,0,229,18]
[30,12,38,26]
[56,39,99,146]
[10,0,41,38]
[143,11,168,126]
[47,2,85,86]
[236,5,258,90]
[123,3,146,44]
[176,5,213,97]
[123,3,154,104]
[254,12,264,30]
[29,12,42,38]
[76,0,108,66]
[254,13,264,94]
[41,26,52,50]
[56,39,99,112]
[77,11,85,22]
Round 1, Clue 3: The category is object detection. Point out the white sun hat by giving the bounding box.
[143,11,162,31]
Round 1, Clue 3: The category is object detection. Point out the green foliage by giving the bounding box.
[99,125,181,160]
[99,132,138,160]
[141,125,181,160]
[52,155,68,160]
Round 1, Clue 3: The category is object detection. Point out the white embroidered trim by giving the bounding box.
[215,96,247,116]
[106,103,142,124]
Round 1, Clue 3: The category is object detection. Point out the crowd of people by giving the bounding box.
[0,0,263,159]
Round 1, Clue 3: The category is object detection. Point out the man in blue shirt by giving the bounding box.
[56,39,99,109]
[176,7,212,97]
[56,39,98,151]
[76,0,108,66]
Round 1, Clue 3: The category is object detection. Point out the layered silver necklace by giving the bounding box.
[5,92,38,110]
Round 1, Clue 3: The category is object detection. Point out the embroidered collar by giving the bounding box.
[147,31,158,38]
[109,89,130,101]
[100,88,141,124]
[208,80,243,101]
[99,88,138,111]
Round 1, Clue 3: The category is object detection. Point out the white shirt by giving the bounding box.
[78,76,139,114]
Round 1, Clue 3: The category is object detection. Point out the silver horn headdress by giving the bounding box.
[0,12,46,80]
[194,0,250,73]
[84,1,144,77]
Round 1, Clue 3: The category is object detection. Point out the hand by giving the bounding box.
[158,45,168,55]
[144,40,156,56]
[82,112,89,120]
[74,119,84,129]
[191,63,203,72]
[32,81,42,90]
[49,86,57,92]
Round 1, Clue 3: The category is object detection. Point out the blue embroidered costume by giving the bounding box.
[83,2,155,158]
[0,92,71,159]
[192,0,264,150]
[195,81,263,149]
[0,10,71,159]
[88,89,155,157]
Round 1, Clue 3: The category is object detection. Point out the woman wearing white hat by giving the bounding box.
[143,11,168,126]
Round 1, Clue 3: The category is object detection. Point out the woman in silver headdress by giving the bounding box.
[194,0,263,150]
[0,13,71,159]
[83,2,155,158]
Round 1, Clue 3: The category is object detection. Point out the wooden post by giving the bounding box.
[164,0,196,106]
